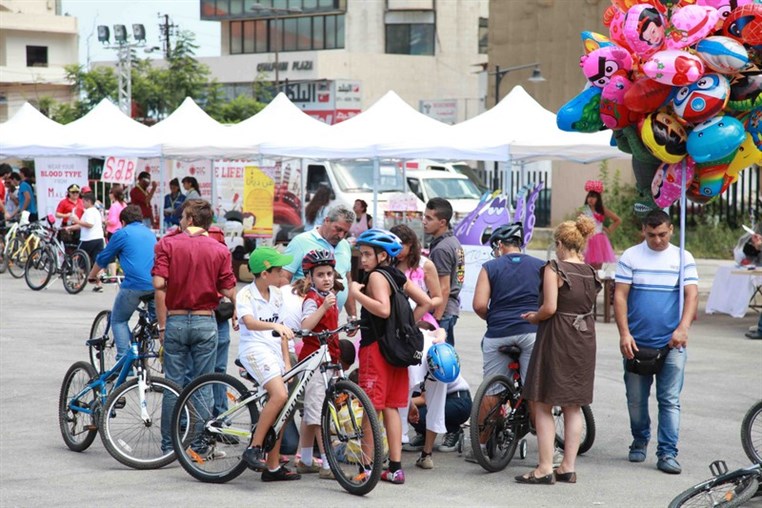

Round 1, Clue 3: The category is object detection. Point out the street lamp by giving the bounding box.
[97,23,147,116]
[250,3,303,93]
[490,62,545,106]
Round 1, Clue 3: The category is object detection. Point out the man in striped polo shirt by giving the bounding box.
[614,210,698,476]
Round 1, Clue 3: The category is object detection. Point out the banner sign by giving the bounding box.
[172,160,212,200]
[243,165,274,237]
[34,157,88,223]
[102,156,138,185]
[289,79,362,125]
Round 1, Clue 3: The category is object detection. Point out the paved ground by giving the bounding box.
[1,262,761,507]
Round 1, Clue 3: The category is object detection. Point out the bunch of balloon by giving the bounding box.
[557,0,762,213]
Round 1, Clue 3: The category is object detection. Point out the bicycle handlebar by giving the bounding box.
[271,319,361,338]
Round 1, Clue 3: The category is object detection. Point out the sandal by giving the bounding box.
[554,470,577,483]
[515,470,555,485]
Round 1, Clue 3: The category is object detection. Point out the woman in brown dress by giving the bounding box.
[516,215,600,485]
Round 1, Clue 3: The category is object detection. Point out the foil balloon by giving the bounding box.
[640,111,688,163]
[643,50,705,85]
[686,115,746,162]
[666,5,721,50]
[697,0,755,27]
[624,77,673,112]
[581,31,615,54]
[745,108,762,149]
[727,71,762,112]
[600,75,640,129]
[722,4,762,46]
[651,158,696,207]
[695,155,735,198]
[605,6,633,51]
[727,132,762,182]
[671,73,731,125]
[580,46,633,88]
[695,36,749,74]
[624,5,666,58]
[557,86,605,133]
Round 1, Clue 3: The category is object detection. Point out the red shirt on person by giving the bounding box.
[298,288,340,363]
[130,186,152,220]
[56,197,84,226]
[152,227,236,311]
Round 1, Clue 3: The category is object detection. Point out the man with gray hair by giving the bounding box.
[283,205,356,317]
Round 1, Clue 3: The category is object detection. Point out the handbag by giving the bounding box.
[625,346,670,376]
[214,300,235,323]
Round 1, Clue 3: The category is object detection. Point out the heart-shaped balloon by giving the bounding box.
[666,5,720,50]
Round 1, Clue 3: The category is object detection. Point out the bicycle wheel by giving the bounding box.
[554,404,596,455]
[24,246,55,290]
[741,400,762,465]
[469,374,521,472]
[6,236,27,278]
[172,373,256,483]
[321,379,383,496]
[668,469,760,508]
[99,376,185,469]
[58,361,99,452]
[89,310,116,373]
[63,249,90,294]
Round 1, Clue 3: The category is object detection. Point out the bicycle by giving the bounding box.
[58,293,187,469]
[742,400,762,465]
[3,218,45,278]
[24,224,90,294]
[668,460,761,507]
[170,321,384,496]
[469,344,595,472]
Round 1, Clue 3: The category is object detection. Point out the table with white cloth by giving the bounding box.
[706,265,762,318]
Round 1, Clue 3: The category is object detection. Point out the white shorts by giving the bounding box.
[239,345,286,387]
[302,370,327,426]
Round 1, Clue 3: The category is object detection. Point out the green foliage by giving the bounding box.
[210,95,267,123]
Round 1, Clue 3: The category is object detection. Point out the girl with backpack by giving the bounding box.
[349,229,432,485]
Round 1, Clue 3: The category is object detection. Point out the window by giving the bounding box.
[230,13,343,54]
[385,24,434,55]
[230,22,243,54]
[255,19,268,52]
[26,46,48,67]
[297,16,312,50]
[313,16,324,49]
[479,17,488,54]
[243,20,255,53]
[282,17,297,51]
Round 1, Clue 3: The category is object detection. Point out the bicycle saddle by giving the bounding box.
[498,345,522,361]
[86,336,108,349]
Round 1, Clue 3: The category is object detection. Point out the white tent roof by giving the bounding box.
[64,99,161,158]
[0,103,76,158]
[151,97,245,160]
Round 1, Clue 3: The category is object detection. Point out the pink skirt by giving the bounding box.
[585,232,616,264]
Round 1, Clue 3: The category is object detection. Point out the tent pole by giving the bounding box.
[210,158,216,222]
[300,158,306,225]
[159,156,165,235]
[373,157,380,227]
[402,159,407,224]
[678,158,686,318]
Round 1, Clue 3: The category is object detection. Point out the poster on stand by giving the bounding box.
[138,158,165,229]
[243,165,274,237]
[460,245,491,313]
[101,156,138,185]
[34,157,88,223]
[214,160,247,220]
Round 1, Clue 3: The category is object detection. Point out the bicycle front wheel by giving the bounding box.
[469,374,521,472]
[741,400,762,465]
[172,373,256,483]
[554,404,596,455]
[24,246,55,290]
[7,236,27,278]
[321,379,383,496]
[63,249,90,294]
[668,469,760,508]
[58,361,99,452]
[99,376,185,469]
[89,310,116,373]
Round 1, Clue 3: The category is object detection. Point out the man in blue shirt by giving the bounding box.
[88,205,157,360]
[15,167,37,222]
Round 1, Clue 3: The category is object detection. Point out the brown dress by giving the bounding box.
[523,260,601,406]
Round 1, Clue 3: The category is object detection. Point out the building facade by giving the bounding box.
[0,0,78,121]
[198,0,488,124]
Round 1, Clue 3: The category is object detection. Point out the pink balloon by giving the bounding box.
[652,158,696,208]
[642,50,705,86]
[580,46,633,88]
[697,0,753,25]
[624,5,666,58]
[665,5,721,49]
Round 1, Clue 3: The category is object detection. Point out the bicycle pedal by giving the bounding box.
[114,397,126,409]
[710,460,728,476]
[85,424,98,431]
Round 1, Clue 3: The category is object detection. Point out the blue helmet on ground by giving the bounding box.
[355,228,403,257]
[426,343,460,383]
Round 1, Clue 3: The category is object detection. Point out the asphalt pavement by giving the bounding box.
[0,266,761,507]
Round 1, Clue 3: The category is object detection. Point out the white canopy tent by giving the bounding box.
[0,103,77,158]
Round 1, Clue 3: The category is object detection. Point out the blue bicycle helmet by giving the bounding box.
[355,228,403,257]
[426,343,460,383]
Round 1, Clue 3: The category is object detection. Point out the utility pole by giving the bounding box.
[158,13,178,59]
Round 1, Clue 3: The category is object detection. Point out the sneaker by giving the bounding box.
[92,286,103,293]
[380,468,406,484]
[657,456,682,474]
[190,446,227,463]
[402,433,424,452]
[628,441,647,463]
[353,468,372,482]
[415,453,434,469]
[262,465,302,482]
[745,330,762,340]
[295,460,321,474]
[438,430,461,452]
[319,467,335,480]
[215,433,241,445]
[243,446,267,471]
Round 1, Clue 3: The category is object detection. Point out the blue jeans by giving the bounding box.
[161,315,218,451]
[112,288,155,361]
[213,320,231,417]
[438,315,459,346]
[412,391,472,435]
[623,347,687,459]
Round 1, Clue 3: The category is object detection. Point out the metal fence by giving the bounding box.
[473,163,551,227]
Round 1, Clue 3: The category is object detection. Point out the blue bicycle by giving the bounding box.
[58,294,189,469]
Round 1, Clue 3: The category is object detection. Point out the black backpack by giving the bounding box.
[375,270,425,367]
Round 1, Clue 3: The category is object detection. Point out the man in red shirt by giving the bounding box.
[55,184,85,226]
[153,199,237,456]
[130,171,158,227]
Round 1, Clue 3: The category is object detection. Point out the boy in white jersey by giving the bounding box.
[237,247,301,482]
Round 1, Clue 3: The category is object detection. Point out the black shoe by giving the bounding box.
[262,465,301,482]
[243,446,267,471]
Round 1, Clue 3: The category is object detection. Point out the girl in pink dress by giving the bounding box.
[581,180,621,270]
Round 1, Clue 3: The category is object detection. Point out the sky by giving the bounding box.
[61,0,221,66]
